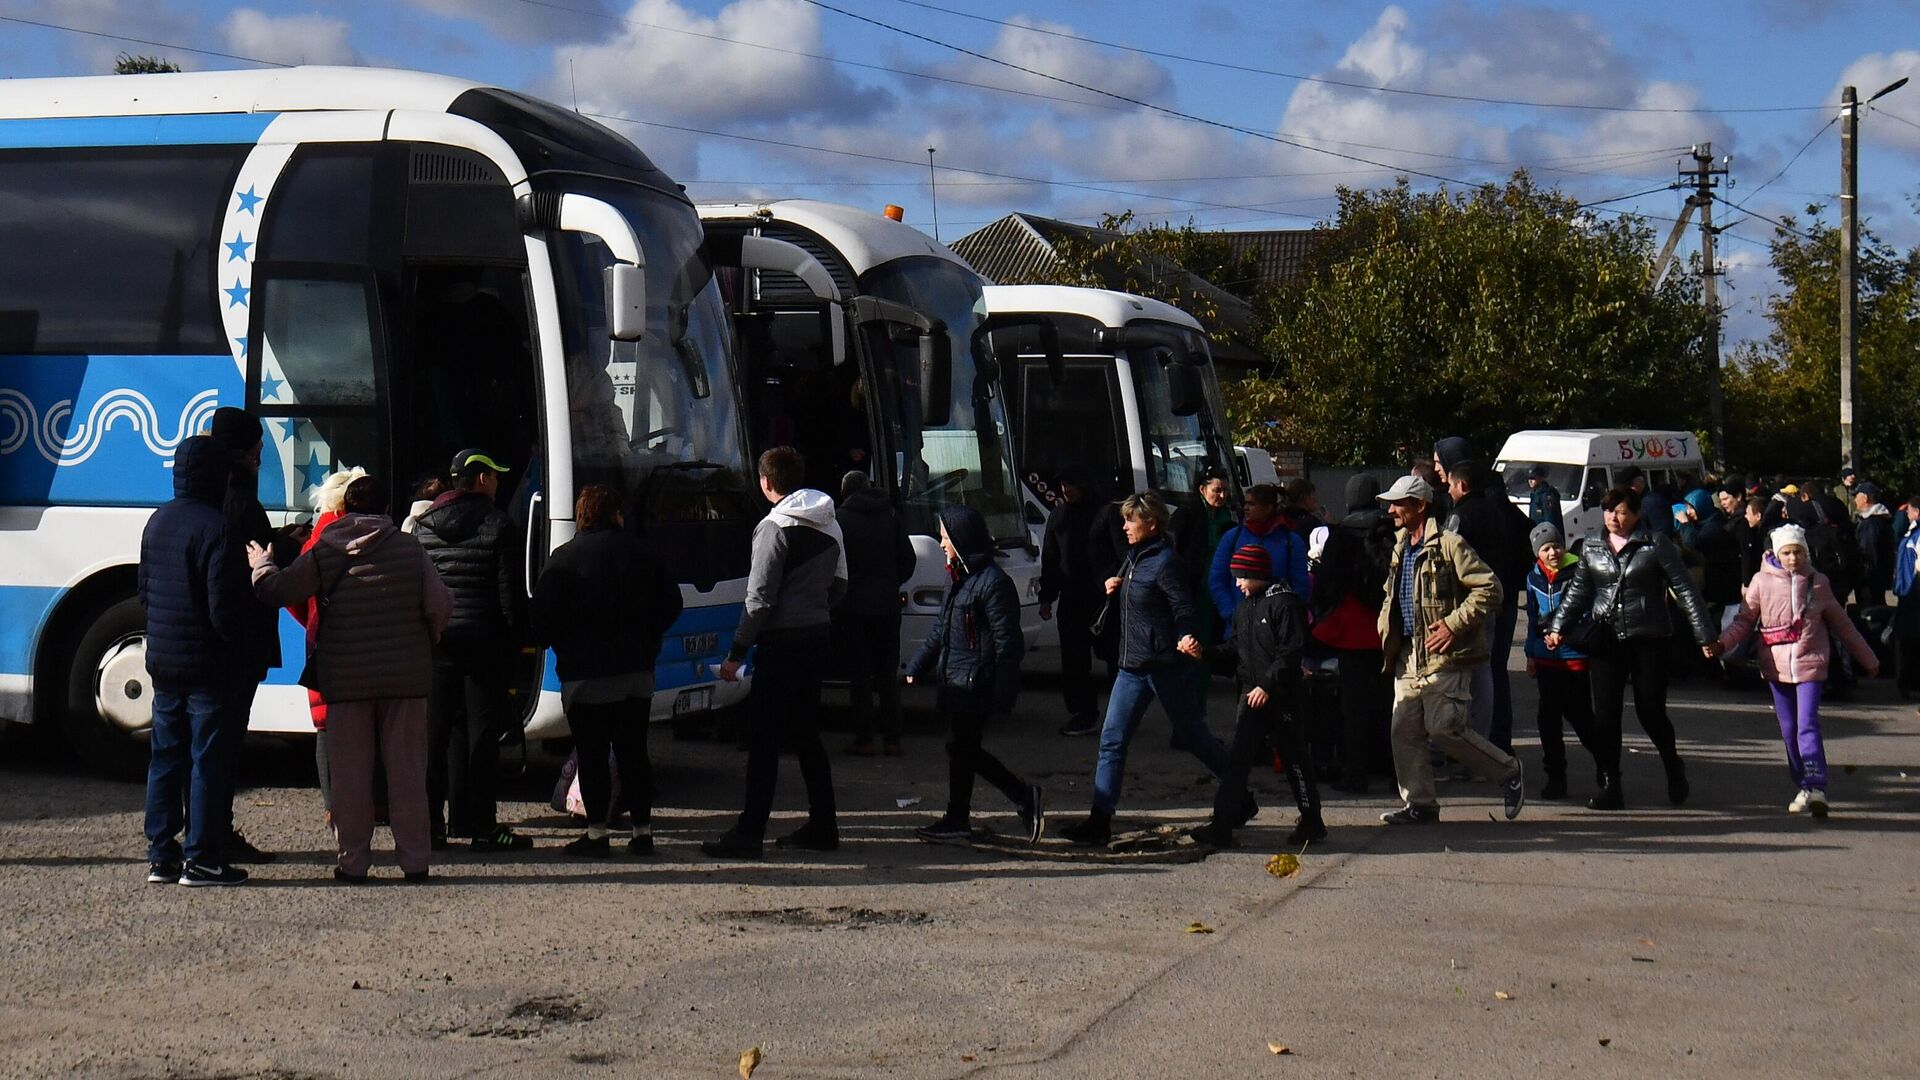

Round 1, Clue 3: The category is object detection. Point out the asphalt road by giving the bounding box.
[1,654,1916,1078]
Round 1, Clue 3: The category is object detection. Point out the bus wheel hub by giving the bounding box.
[96,636,153,733]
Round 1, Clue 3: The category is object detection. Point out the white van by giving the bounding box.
[1493,429,1705,541]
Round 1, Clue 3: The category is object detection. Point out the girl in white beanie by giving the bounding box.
[1715,524,1879,816]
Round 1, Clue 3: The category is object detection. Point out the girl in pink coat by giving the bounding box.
[1717,524,1880,816]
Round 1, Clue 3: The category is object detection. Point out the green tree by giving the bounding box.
[1722,208,1920,487]
[114,54,181,74]
[1232,174,1711,463]
[1035,211,1264,347]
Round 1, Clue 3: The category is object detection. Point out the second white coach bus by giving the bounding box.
[0,67,835,770]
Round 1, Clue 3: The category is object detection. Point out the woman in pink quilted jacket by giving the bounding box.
[1716,524,1879,817]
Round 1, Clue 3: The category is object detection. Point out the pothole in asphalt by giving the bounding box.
[462,995,598,1039]
[708,906,933,931]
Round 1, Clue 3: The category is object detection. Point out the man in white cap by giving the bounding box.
[1374,474,1526,824]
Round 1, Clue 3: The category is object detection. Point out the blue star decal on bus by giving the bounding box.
[270,419,293,442]
[234,336,249,357]
[224,279,249,308]
[258,374,284,401]
[235,185,263,215]
[225,232,253,262]
[301,450,330,490]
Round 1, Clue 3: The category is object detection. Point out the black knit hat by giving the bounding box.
[209,406,262,452]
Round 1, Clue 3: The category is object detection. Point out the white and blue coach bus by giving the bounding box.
[0,68,835,771]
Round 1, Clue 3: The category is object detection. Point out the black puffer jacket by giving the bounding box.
[1312,474,1395,618]
[1115,533,1197,670]
[413,489,524,648]
[1208,581,1307,695]
[836,485,914,619]
[906,507,1024,712]
[1039,465,1105,612]
[223,462,282,672]
[138,436,259,689]
[1444,484,1532,602]
[1548,529,1715,644]
[531,526,684,681]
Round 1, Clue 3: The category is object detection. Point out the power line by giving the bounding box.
[0,13,288,67]
[799,0,1484,187]
[1871,108,1920,133]
[1746,116,1836,200]
[876,0,1831,115]
[1578,183,1679,208]
[1711,191,1820,242]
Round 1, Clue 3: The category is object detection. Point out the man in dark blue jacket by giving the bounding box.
[138,435,259,887]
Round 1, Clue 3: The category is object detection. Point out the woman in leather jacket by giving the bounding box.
[1546,485,1716,810]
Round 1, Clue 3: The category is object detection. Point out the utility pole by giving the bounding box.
[1838,86,1859,473]
[1678,143,1728,470]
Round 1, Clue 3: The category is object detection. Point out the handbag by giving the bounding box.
[1758,620,1801,647]
[297,556,350,690]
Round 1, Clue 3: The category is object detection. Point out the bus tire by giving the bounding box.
[62,595,153,779]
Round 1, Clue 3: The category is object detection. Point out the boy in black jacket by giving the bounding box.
[905,506,1045,844]
[1184,544,1326,847]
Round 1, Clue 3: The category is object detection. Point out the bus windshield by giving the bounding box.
[1129,335,1234,498]
[549,179,753,583]
[857,257,1024,545]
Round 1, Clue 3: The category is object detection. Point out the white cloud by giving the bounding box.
[4,0,205,72]
[221,8,358,66]
[407,0,618,44]
[555,0,889,130]
[933,15,1173,116]
[1834,50,1920,159]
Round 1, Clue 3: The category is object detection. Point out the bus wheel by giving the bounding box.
[63,596,153,778]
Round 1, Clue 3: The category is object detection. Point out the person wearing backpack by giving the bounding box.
[249,476,453,883]
[1715,525,1879,817]
[1522,523,1598,801]
[1311,474,1395,793]
[905,506,1044,844]
[1207,484,1309,629]
[530,484,683,857]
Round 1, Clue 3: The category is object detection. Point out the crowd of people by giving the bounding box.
[136,419,1920,885]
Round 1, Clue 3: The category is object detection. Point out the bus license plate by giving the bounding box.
[673,688,712,716]
[683,631,719,657]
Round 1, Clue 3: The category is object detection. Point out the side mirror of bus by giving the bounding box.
[1163,350,1205,417]
[604,264,646,341]
[977,314,1064,386]
[920,327,953,427]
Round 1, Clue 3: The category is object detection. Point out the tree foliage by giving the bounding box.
[114,54,182,74]
[1037,211,1262,346]
[1232,174,1711,463]
[1722,209,1920,487]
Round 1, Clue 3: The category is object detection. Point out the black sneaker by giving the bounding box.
[627,835,655,857]
[1059,813,1111,847]
[1286,816,1329,845]
[226,830,276,864]
[563,834,611,858]
[402,870,430,884]
[1017,785,1047,844]
[1539,773,1568,801]
[1185,822,1236,848]
[470,827,533,853]
[1235,795,1260,828]
[1380,805,1439,825]
[1502,760,1527,820]
[915,819,972,842]
[430,832,450,852]
[699,830,764,860]
[774,821,839,852]
[147,860,181,884]
[1057,715,1101,737]
[179,861,248,887]
[333,867,369,885]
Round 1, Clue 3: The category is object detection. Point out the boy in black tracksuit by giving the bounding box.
[1186,543,1326,848]
[905,506,1045,844]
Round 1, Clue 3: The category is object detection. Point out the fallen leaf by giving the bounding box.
[895,797,921,808]
[1265,853,1301,879]
[739,1046,762,1079]
[1185,922,1215,934]
[1598,1038,1612,1048]
[1494,991,1514,1001]
[1637,938,1657,947]
[1267,1041,1292,1055]
[960,1055,976,1063]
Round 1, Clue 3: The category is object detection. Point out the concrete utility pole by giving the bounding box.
[1678,143,1728,470]
[1838,86,1859,473]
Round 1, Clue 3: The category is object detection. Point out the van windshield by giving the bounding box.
[1495,461,1582,502]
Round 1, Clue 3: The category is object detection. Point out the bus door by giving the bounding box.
[1011,356,1126,530]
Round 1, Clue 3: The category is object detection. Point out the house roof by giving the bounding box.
[1218,230,1322,290]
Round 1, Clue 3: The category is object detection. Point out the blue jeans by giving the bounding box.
[145,680,252,865]
[1093,663,1230,815]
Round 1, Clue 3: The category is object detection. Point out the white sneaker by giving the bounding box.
[1806,789,1829,818]
[1787,789,1811,813]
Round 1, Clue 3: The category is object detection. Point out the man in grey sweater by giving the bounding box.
[702,447,849,859]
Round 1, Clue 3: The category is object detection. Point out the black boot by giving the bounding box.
[1540,768,1568,801]
[1587,772,1625,810]
[1285,813,1328,846]
[1664,756,1690,806]
[1060,810,1112,847]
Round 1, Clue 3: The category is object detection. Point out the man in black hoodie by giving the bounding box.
[208,407,279,864]
[414,448,530,852]
[1311,474,1396,792]
[138,436,258,887]
[1039,464,1109,736]
[1444,459,1532,754]
[836,471,915,756]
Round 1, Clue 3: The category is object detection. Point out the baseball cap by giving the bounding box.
[450,448,510,479]
[1376,474,1434,505]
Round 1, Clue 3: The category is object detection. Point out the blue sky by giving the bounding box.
[5,0,1918,345]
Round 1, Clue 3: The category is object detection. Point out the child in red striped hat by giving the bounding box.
[1181,543,1326,846]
